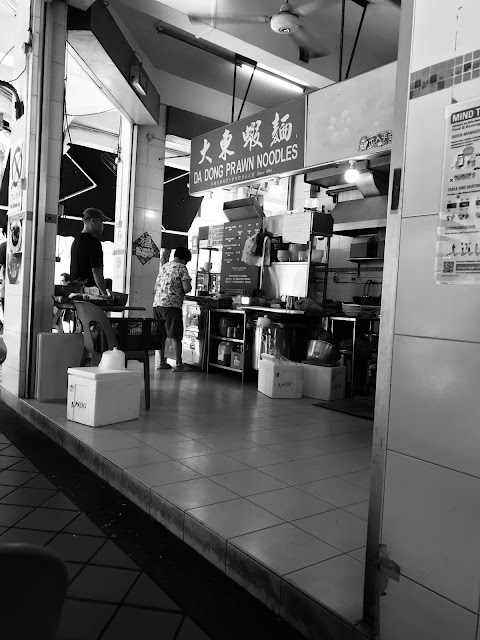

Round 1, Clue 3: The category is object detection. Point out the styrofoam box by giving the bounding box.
[258,355,303,399]
[67,367,142,427]
[302,363,347,401]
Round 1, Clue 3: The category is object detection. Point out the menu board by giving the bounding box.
[208,224,224,247]
[220,219,262,295]
[435,98,480,284]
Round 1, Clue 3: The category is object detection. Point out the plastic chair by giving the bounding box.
[74,301,151,410]
[0,336,6,364]
[0,543,68,640]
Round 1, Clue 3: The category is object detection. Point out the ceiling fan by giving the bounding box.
[189,1,334,63]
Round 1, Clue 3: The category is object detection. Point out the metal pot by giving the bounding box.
[306,340,341,365]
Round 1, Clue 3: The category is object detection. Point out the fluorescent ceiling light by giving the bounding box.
[256,63,309,88]
[239,64,304,94]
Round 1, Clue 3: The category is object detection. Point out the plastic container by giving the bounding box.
[217,341,232,366]
[67,367,142,427]
[231,346,244,370]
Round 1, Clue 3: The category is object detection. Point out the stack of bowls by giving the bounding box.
[342,303,361,317]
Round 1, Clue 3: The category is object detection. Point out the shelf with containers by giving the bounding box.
[206,309,253,382]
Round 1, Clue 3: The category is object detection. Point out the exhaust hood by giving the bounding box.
[223,197,265,222]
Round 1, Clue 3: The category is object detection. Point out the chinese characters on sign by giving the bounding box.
[358,130,393,152]
[435,99,480,284]
[132,232,160,265]
[190,97,305,194]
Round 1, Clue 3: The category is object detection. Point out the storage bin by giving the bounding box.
[302,363,346,401]
[35,333,85,402]
[109,318,163,351]
[67,367,141,427]
[258,355,303,399]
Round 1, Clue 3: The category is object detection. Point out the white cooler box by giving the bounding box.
[258,354,303,399]
[67,367,142,427]
[302,363,346,401]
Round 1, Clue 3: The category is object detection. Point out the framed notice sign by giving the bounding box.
[220,219,262,295]
[435,99,480,284]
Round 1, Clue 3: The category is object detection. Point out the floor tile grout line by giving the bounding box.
[92,569,144,640]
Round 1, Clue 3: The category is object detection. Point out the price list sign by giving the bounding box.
[220,219,262,295]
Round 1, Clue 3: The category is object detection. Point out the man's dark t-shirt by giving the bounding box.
[70,233,103,287]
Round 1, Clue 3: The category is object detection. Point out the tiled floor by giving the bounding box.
[2,364,373,638]
[0,400,305,640]
[0,431,206,640]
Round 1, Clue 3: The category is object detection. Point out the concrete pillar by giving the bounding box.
[128,105,166,317]
[372,0,480,637]
[2,0,66,397]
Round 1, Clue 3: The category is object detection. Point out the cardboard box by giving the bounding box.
[258,355,303,399]
[302,363,346,401]
[67,367,141,427]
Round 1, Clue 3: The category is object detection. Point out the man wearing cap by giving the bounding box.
[70,207,110,296]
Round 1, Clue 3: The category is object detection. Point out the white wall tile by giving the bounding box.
[132,207,145,230]
[50,61,65,103]
[1,363,22,396]
[402,91,452,218]
[145,188,163,212]
[395,215,480,342]
[48,99,63,141]
[147,144,164,168]
[410,0,457,71]
[389,335,480,479]
[135,164,147,187]
[51,21,66,64]
[134,187,146,208]
[382,451,480,612]
[380,572,478,640]
[137,142,148,166]
[47,137,62,179]
[146,166,164,189]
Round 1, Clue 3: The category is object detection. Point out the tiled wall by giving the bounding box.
[128,106,167,317]
[379,0,480,637]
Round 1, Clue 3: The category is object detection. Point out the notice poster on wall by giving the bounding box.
[435,99,480,284]
[7,214,23,285]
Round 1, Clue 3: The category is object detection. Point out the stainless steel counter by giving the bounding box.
[237,306,305,315]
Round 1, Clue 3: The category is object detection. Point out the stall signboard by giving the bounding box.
[220,219,262,295]
[435,98,480,284]
[305,62,396,167]
[208,224,224,247]
[190,97,306,194]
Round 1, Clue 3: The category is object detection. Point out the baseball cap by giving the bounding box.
[82,207,111,222]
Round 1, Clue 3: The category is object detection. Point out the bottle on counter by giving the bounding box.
[217,341,232,366]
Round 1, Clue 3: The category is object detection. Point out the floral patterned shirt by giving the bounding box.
[153,261,191,309]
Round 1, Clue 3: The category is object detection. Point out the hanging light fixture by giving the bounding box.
[344,160,360,184]
[270,177,282,197]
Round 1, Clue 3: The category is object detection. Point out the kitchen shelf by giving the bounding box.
[208,362,242,373]
[210,335,244,343]
[348,257,384,262]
